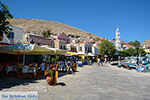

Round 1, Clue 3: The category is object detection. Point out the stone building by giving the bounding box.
[27,34,54,47]
[54,40,66,50]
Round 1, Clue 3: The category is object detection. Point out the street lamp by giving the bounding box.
[135,44,140,65]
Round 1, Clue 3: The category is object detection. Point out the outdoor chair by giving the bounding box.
[8,66,18,77]
[23,67,36,79]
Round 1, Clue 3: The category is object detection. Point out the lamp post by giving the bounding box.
[135,45,139,65]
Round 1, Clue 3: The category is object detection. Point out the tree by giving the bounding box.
[75,35,80,38]
[42,30,53,37]
[124,48,135,56]
[118,51,128,57]
[98,40,116,57]
[128,40,140,46]
[123,48,146,57]
[0,1,14,36]
[96,38,100,42]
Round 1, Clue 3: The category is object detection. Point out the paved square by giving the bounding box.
[1,63,150,100]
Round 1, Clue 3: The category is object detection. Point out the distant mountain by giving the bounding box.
[143,40,150,46]
[10,18,102,39]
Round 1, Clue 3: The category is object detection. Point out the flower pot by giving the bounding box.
[74,67,77,71]
[46,76,54,85]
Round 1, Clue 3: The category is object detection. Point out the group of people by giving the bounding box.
[97,57,105,66]
[38,59,76,75]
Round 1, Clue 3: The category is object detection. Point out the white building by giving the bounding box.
[1,25,24,44]
[115,27,122,51]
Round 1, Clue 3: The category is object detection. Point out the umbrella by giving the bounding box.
[61,52,75,56]
[87,53,95,56]
[75,52,86,55]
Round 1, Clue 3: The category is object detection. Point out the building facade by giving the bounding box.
[1,26,24,44]
[75,41,92,54]
[52,34,70,44]
[54,40,66,50]
[27,34,54,47]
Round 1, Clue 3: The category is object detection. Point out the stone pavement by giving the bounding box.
[1,63,150,100]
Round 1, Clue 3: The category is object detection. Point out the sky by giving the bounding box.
[1,0,150,43]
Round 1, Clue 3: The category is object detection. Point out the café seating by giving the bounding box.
[22,67,36,79]
[7,66,18,77]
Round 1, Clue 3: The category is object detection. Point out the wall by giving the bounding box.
[9,26,23,44]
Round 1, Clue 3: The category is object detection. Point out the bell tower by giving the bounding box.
[115,27,122,51]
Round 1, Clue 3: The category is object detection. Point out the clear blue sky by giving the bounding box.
[1,0,150,43]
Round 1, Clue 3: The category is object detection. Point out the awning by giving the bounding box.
[0,44,54,55]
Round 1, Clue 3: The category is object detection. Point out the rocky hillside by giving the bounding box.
[143,40,150,46]
[10,18,101,39]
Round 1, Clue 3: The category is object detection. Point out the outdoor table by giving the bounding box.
[22,67,36,75]
[6,66,18,74]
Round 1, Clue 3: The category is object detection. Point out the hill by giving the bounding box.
[143,40,150,46]
[10,18,102,39]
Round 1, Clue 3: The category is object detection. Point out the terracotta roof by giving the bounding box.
[93,46,98,49]
[121,41,126,44]
[147,45,150,48]
[91,40,95,42]
[128,45,134,48]
[76,41,86,44]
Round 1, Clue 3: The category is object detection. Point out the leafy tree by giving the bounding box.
[118,51,128,57]
[62,32,65,34]
[96,38,100,41]
[123,48,146,57]
[0,1,14,37]
[42,30,53,37]
[98,40,116,57]
[68,34,71,37]
[75,35,80,38]
[124,48,135,56]
[134,40,140,46]
[128,40,140,46]
[134,49,146,56]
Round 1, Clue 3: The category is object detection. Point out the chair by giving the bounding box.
[8,66,18,77]
[23,67,35,79]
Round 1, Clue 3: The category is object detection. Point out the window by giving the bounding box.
[9,32,14,38]
[60,45,63,49]
[51,41,53,47]
[80,47,82,51]
[63,46,66,50]
[85,47,87,51]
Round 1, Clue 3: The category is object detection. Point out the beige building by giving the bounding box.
[54,40,66,50]
[66,44,77,52]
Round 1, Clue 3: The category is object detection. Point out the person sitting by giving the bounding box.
[29,62,38,69]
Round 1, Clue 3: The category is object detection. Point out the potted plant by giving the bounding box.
[54,56,59,64]
[51,58,55,64]
[44,70,55,85]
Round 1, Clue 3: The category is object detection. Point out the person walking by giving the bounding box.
[66,59,75,75]
[100,57,104,66]
[97,58,100,66]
